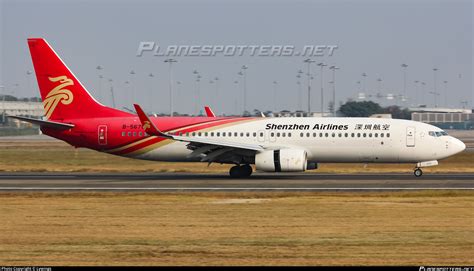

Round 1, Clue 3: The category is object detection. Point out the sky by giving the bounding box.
[1,0,472,115]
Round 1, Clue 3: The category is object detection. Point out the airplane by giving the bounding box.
[10,38,466,178]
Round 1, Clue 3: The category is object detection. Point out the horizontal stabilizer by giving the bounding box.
[7,115,75,130]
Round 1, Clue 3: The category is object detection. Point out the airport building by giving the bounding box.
[410,107,474,130]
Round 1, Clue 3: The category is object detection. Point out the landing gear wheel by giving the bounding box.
[240,164,253,177]
[414,168,423,177]
[229,165,241,178]
[229,164,253,178]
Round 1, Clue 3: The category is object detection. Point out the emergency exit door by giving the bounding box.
[406,126,415,147]
[98,125,108,145]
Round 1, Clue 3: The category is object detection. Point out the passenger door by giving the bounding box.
[98,125,108,146]
[406,126,415,147]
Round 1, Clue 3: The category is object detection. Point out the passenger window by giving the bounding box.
[288,133,292,137]
[234,132,238,137]
[306,133,310,137]
[121,132,126,137]
[186,132,189,136]
[313,133,317,137]
[128,132,131,136]
[332,133,335,137]
[363,133,366,138]
[381,133,384,138]
[325,133,329,137]
[253,132,257,137]
[192,132,196,136]
[240,132,244,137]
[320,133,323,137]
[300,133,304,137]
[270,132,274,137]
[387,133,390,138]
[139,132,143,137]
[198,132,202,136]
[351,133,354,137]
[217,132,220,137]
[133,132,137,136]
[345,133,348,137]
[357,133,360,137]
[369,133,372,138]
[375,133,378,138]
[338,133,342,137]
[260,132,264,137]
[276,132,280,137]
[246,132,250,137]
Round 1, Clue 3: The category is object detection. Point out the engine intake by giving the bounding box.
[255,149,307,172]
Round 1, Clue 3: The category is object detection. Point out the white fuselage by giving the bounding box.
[135,117,466,164]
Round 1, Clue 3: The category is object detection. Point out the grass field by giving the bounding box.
[0,139,472,173]
[0,191,472,266]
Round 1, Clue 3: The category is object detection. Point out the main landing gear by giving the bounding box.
[414,168,423,177]
[229,164,253,178]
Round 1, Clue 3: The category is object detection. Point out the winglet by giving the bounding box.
[204,106,216,117]
[133,104,172,138]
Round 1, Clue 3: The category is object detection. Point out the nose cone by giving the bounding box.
[450,137,466,155]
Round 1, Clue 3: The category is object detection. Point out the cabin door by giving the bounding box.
[406,126,415,147]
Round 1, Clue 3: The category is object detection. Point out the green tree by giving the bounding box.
[383,105,411,120]
[338,101,383,117]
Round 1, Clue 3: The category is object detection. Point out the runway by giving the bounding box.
[0,173,473,191]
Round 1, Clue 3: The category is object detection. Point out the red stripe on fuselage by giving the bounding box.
[110,117,253,155]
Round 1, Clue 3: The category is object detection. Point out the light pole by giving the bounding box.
[443,80,448,107]
[129,70,135,103]
[272,81,278,112]
[361,73,367,99]
[176,81,181,115]
[376,78,383,102]
[433,68,438,106]
[108,79,116,108]
[421,82,426,105]
[329,65,339,117]
[193,70,199,115]
[429,91,440,107]
[241,65,248,113]
[233,80,239,115]
[401,64,408,103]
[413,80,419,106]
[148,73,154,113]
[317,62,327,116]
[214,77,219,112]
[303,59,315,114]
[296,69,303,111]
[26,70,33,98]
[96,65,103,102]
[164,58,177,116]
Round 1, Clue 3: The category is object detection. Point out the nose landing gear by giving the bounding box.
[229,164,253,178]
[414,168,423,177]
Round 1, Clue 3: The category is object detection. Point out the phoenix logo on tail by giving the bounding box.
[43,76,74,119]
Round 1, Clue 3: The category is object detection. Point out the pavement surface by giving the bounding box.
[0,173,472,191]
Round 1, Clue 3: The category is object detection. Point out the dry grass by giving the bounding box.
[0,191,472,266]
[0,140,472,173]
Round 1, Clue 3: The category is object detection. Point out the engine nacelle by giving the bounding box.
[255,149,307,172]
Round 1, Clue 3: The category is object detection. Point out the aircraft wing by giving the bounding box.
[133,104,264,153]
[7,115,75,130]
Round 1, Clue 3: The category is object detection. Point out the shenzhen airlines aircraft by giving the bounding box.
[11,38,466,177]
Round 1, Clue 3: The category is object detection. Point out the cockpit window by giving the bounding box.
[429,130,448,137]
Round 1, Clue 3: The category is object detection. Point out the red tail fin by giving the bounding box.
[27,38,130,120]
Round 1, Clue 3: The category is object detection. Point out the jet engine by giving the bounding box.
[255,149,307,172]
